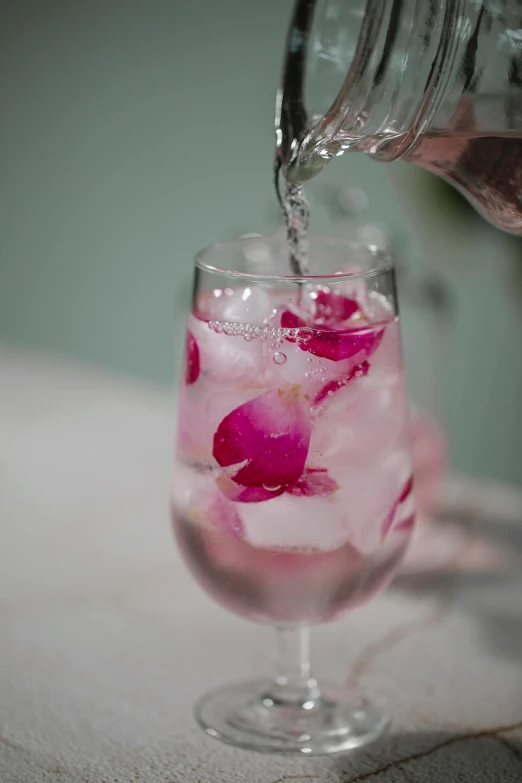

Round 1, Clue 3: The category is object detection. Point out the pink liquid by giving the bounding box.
[411,132,522,233]
[173,510,408,624]
[172,284,414,624]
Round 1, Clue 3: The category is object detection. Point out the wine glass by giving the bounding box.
[171,236,415,755]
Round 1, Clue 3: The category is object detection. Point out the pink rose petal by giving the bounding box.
[398,475,414,504]
[281,309,307,332]
[213,384,311,489]
[287,467,340,497]
[314,361,370,405]
[216,473,285,503]
[381,475,415,540]
[281,308,385,363]
[313,290,359,324]
[185,330,200,385]
[305,325,385,362]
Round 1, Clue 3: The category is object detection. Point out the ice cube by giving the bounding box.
[241,493,349,551]
[187,313,267,389]
[331,448,412,552]
[310,365,407,468]
[309,324,408,469]
[222,287,273,324]
[178,379,255,463]
[332,263,373,315]
[260,336,330,400]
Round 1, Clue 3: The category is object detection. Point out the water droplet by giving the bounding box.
[273,352,287,365]
[244,334,253,342]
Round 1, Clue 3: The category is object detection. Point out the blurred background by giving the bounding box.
[2,0,522,488]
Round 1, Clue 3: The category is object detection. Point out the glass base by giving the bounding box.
[195,678,390,755]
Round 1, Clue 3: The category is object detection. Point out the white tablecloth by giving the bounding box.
[1,345,522,782]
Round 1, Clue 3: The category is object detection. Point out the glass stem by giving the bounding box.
[267,624,320,707]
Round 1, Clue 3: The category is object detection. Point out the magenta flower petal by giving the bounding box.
[381,475,415,539]
[282,306,385,362]
[216,473,285,503]
[185,330,200,385]
[280,309,306,333]
[305,325,385,362]
[314,361,370,405]
[314,290,359,324]
[287,468,340,497]
[281,286,384,364]
[398,475,414,504]
[213,384,311,489]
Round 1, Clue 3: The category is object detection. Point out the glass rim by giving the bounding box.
[195,236,394,284]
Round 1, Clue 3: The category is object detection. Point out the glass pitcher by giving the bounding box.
[275,0,522,233]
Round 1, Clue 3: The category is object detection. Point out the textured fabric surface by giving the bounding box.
[1,346,521,782]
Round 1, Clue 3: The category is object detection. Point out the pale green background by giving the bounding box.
[2,0,522,485]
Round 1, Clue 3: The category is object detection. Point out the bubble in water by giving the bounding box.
[273,352,287,365]
[208,321,295,345]
[263,484,282,492]
[297,327,313,347]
